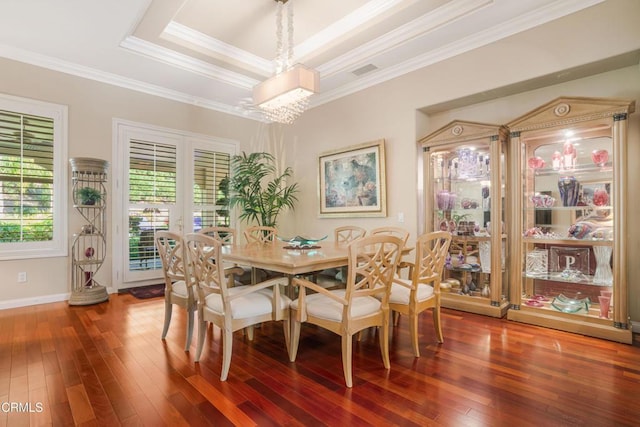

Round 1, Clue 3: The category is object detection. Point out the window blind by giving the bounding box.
[0,110,54,242]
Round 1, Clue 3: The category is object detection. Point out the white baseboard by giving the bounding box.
[0,293,70,310]
[0,287,119,310]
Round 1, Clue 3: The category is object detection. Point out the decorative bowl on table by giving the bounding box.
[278,235,328,249]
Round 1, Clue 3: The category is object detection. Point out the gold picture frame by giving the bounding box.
[318,139,387,218]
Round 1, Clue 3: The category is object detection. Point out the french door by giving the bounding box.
[112,120,237,289]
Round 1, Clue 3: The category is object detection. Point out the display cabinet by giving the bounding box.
[507,97,634,343]
[419,121,510,317]
[69,157,109,305]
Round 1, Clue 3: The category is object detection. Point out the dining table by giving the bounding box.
[221,241,354,277]
[221,240,413,295]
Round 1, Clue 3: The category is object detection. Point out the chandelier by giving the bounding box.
[253,0,319,124]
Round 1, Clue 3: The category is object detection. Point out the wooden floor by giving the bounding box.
[1,293,639,427]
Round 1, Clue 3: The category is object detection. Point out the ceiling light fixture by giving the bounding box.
[253,0,319,124]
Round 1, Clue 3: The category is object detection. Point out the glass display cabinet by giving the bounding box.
[507,97,634,343]
[419,121,510,317]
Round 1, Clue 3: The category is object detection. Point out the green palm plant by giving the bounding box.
[228,152,299,228]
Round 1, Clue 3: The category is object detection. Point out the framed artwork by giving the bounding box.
[318,139,387,217]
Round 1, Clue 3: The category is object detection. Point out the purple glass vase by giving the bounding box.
[558,176,580,207]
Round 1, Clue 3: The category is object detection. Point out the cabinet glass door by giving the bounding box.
[507,97,633,343]
[420,121,509,317]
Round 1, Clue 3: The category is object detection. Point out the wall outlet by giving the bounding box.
[397,212,405,223]
[17,272,27,283]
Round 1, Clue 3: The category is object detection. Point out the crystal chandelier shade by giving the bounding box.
[253,0,319,124]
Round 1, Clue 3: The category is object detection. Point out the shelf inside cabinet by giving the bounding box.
[522,237,612,246]
[524,272,607,286]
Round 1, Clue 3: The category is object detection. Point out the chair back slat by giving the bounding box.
[334,225,366,244]
[184,233,228,301]
[370,226,410,246]
[346,235,403,303]
[198,226,236,245]
[414,231,452,284]
[244,226,277,245]
[155,230,186,283]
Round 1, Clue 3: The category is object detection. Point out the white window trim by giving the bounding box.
[0,94,68,260]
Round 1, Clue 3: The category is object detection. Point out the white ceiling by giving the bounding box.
[0,0,607,122]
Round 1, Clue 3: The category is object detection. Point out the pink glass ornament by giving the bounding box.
[598,295,611,319]
[527,156,545,172]
[591,149,609,167]
[593,188,609,206]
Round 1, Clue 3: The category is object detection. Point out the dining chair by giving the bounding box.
[198,226,247,285]
[369,226,410,246]
[155,230,196,351]
[317,225,368,287]
[289,234,403,388]
[370,226,412,276]
[335,225,367,244]
[198,226,236,244]
[243,226,278,283]
[243,226,277,245]
[184,233,291,381]
[388,231,451,357]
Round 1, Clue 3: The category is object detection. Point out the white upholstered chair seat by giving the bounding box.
[290,290,381,322]
[170,280,189,298]
[204,286,291,319]
[388,278,435,305]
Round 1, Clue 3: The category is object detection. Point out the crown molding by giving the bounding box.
[120,36,258,89]
[295,0,406,61]
[318,0,490,77]
[312,0,605,107]
[0,42,264,121]
[162,21,273,76]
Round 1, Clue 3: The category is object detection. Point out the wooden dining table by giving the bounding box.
[221,241,413,290]
[221,241,353,278]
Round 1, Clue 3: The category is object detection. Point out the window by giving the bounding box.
[0,94,68,260]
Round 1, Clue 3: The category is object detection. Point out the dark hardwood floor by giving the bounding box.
[1,293,639,426]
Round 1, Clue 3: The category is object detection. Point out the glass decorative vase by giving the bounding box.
[558,176,580,207]
[592,245,613,285]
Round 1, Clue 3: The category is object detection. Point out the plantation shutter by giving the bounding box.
[0,110,54,242]
[129,139,177,204]
[193,148,230,229]
[128,139,177,271]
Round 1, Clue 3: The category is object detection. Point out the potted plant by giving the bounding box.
[77,187,102,205]
[228,152,299,228]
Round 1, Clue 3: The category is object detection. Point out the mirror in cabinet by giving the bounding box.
[419,121,510,317]
[507,97,634,343]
